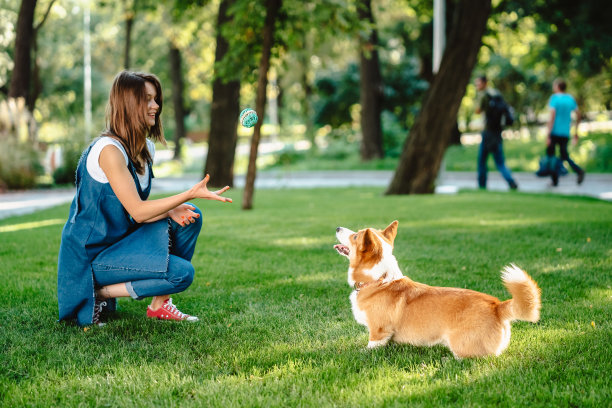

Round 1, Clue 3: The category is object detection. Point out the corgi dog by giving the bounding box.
[334,221,541,358]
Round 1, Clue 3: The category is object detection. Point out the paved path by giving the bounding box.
[1,171,610,220]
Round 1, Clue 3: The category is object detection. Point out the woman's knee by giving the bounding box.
[167,256,195,290]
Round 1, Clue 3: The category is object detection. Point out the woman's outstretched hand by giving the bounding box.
[190,174,232,203]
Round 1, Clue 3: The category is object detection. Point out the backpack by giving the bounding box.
[535,155,568,177]
[485,91,514,129]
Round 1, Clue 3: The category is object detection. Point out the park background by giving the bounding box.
[1,0,611,407]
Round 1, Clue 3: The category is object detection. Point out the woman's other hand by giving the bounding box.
[169,204,200,227]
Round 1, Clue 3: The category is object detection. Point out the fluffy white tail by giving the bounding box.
[497,264,541,322]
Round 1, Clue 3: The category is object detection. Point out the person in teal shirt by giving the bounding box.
[546,78,585,186]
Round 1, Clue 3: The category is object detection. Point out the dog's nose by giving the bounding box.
[336,227,341,232]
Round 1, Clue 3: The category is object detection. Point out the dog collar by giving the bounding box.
[354,278,384,292]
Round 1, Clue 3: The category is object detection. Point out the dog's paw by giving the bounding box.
[367,339,387,349]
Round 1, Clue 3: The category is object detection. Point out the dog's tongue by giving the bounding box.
[334,244,350,256]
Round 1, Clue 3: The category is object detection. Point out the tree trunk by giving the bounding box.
[28,0,55,113]
[124,12,134,69]
[357,0,383,160]
[169,44,186,160]
[9,0,37,101]
[386,0,490,195]
[298,35,316,151]
[204,0,241,187]
[242,0,282,210]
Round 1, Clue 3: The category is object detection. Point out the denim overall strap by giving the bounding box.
[126,158,152,200]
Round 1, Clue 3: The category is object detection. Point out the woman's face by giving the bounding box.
[144,81,159,128]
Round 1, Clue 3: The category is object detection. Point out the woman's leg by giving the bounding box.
[93,254,195,300]
[93,207,203,313]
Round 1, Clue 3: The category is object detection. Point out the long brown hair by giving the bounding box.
[103,70,166,174]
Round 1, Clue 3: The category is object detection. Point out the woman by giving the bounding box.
[58,71,232,326]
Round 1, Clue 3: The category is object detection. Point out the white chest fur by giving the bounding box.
[350,290,368,326]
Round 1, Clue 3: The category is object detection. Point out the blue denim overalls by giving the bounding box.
[57,139,170,326]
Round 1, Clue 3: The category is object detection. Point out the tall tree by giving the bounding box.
[386,0,491,195]
[8,0,37,102]
[168,43,187,160]
[204,0,241,187]
[242,0,282,210]
[9,0,55,114]
[123,0,136,69]
[357,0,383,160]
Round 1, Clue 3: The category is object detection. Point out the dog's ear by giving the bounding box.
[382,220,398,243]
[359,228,379,253]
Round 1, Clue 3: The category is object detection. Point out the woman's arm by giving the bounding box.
[99,145,231,223]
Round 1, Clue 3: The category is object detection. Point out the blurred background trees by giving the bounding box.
[0,0,610,193]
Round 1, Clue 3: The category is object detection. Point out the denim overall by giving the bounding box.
[57,139,171,326]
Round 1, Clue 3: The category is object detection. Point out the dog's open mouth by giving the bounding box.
[334,244,350,257]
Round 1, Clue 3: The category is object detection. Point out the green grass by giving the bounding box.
[1,189,611,407]
[263,131,612,174]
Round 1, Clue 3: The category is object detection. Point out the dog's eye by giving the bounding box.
[352,234,357,240]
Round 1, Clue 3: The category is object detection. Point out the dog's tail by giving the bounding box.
[497,264,541,323]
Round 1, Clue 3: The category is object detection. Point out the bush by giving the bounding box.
[52,143,83,185]
[0,139,43,190]
[381,111,406,158]
[0,98,43,189]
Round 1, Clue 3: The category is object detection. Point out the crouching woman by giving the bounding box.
[58,70,232,326]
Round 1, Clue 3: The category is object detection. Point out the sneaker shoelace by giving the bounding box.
[163,298,187,319]
[93,299,107,325]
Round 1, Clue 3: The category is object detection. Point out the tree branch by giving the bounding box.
[34,0,57,31]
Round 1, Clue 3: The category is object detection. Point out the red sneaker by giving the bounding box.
[146,298,198,322]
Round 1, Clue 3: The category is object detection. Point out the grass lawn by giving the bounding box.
[1,188,610,407]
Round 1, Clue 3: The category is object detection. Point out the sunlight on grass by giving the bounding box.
[271,236,329,247]
[0,218,64,233]
[589,287,612,301]
[295,271,336,284]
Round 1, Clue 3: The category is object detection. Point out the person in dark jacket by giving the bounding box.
[474,75,518,191]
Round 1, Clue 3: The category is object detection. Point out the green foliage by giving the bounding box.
[313,63,361,128]
[0,138,42,189]
[52,142,84,186]
[313,55,426,132]
[0,189,611,406]
[583,132,612,172]
[502,0,612,76]
[381,110,405,158]
[0,97,43,189]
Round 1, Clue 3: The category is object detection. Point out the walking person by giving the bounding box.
[546,78,585,186]
[57,70,232,327]
[474,76,518,190]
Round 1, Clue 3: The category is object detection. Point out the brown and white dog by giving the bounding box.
[334,221,541,358]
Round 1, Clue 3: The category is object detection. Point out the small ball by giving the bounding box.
[240,108,258,128]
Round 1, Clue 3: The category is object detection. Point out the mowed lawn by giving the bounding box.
[1,188,610,407]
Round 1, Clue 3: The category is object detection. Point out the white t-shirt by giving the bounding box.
[86,137,155,189]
